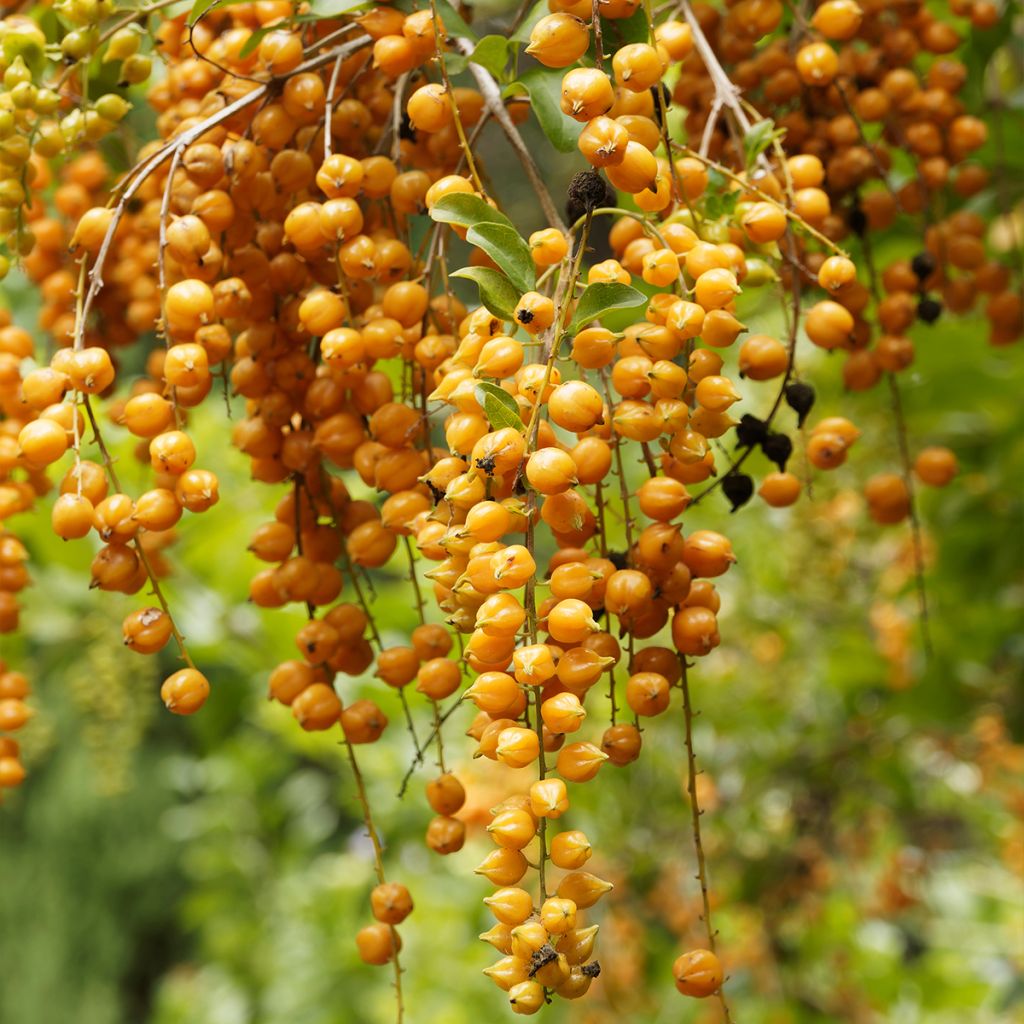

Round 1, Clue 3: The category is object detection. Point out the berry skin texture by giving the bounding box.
[356,923,401,965]
[914,446,958,487]
[160,669,210,715]
[371,882,413,924]
[673,949,723,997]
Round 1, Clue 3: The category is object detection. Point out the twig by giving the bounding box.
[886,373,933,660]
[342,735,405,1024]
[397,696,463,797]
[457,43,568,233]
[679,656,734,1022]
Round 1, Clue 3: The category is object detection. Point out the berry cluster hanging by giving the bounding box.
[0,0,1019,1017]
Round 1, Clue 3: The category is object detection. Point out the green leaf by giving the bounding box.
[743,119,786,170]
[427,193,515,232]
[468,35,511,79]
[473,381,525,432]
[450,267,520,321]
[600,8,649,45]
[465,223,535,294]
[569,282,647,334]
[238,25,271,58]
[188,0,216,25]
[512,68,582,154]
[311,0,371,13]
[443,53,469,75]
[187,0,239,25]
[394,0,476,42]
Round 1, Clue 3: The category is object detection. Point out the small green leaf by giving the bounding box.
[469,35,510,78]
[473,381,525,432]
[451,267,521,321]
[311,0,371,14]
[238,25,271,58]
[428,193,515,232]
[466,223,535,295]
[188,0,218,25]
[512,68,582,154]
[443,53,469,76]
[743,119,786,170]
[601,8,649,45]
[569,282,647,334]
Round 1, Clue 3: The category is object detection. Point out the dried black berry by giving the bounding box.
[917,296,942,324]
[735,413,767,448]
[784,381,815,427]
[650,82,671,127]
[761,431,793,471]
[911,251,936,282]
[607,550,629,571]
[566,170,615,225]
[848,204,867,236]
[722,472,754,512]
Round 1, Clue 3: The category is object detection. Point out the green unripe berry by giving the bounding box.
[0,25,47,70]
[33,121,64,158]
[119,54,152,85]
[0,111,14,141]
[93,93,131,122]
[83,110,114,141]
[34,89,60,115]
[0,252,10,280]
[61,27,99,62]
[3,56,32,90]
[10,81,37,110]
[103,25,142,63]
[743,257,779,288]
[699,220,731,244]
[60,109,85,144]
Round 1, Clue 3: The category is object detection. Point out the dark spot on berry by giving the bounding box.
[516,308,535,324]
[528,944,559,978]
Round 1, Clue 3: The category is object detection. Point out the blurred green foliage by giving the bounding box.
[1,298,1020,1023]
[1,4,1023,1023]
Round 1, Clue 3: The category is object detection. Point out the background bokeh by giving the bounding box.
[1,6,1023,1022]
[2,283,1022,1024]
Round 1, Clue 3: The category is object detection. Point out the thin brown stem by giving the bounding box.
[679,657,733,1022]
[341,736,405,1023]
[458,45,567,233]
[886,373,933,660]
